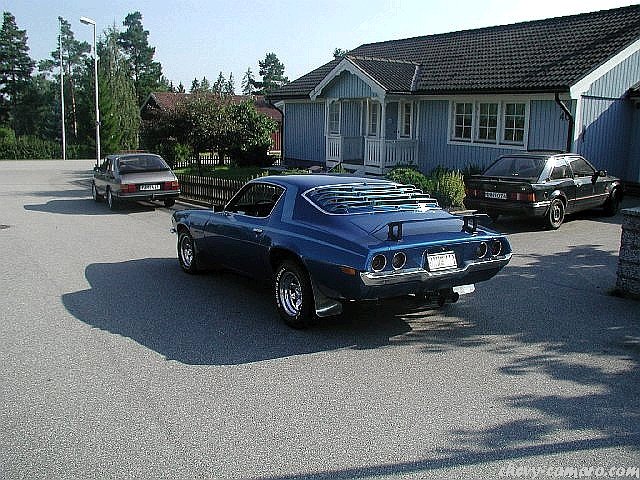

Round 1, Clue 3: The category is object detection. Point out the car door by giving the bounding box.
[568,156,598,211]
[547,156,576,206]
[94,157,111,196]
[202,182,284,279]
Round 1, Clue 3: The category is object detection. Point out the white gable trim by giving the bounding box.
[310,58,386,101]
[570,37,640,97]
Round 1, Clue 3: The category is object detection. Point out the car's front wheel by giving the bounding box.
[177,231,198,274]
[545,198,565,229]
[274,260,314,329]
[164,198,176,208]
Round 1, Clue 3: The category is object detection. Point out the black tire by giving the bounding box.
[106,189,119,210]
[603,188,621,216]
[177,231,199,274]
[164,198,176,208]
[545,198,565,230]
[274,260,314,329]
[91,182,102,202]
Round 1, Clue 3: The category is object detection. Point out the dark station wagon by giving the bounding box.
[464,153,624,229]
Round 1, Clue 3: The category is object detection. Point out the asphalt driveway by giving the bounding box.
[1,160,639,479]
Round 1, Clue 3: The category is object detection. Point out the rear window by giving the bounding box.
[118,155,170,173]
[483,156,547,179]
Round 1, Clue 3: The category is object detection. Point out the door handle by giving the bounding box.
[253,228,263,235]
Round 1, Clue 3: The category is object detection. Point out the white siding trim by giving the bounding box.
[310,58,386,101]
[570,37,640,98]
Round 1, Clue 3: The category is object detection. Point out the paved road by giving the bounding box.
[1,160,639,479]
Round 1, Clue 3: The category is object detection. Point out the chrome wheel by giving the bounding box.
[179,233,194,271]
[278,271,303,317]
[107,189,117,210]
[274,260,313,328]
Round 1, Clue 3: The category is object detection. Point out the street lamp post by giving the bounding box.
[80,16,100,167]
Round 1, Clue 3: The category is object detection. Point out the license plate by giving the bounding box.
[139,184,160,191]
[426,251,457,271]
[485,191,507,200]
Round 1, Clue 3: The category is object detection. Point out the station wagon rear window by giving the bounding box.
[118,155,170,173]
[304,182,439,214]
[483,156,546,179]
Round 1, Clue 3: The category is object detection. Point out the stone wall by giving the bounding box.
[616,207,640,298]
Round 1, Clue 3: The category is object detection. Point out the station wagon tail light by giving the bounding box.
[508,192,535,202]
[164,180,180,190]
[371,254,387,272]
[465,187,480,198]
[120,184,136,193]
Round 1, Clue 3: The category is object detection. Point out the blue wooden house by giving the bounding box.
[270,5,640,184]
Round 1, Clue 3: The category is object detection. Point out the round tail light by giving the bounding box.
[491,240,502,256]
[475,242,488,258]
[392,252,406,270]
[371,254,387,272]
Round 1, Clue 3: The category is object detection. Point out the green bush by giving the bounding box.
[387,165,466,209]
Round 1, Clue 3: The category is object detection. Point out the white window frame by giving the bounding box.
[328,100,341,135]
[452,102,473,142]
[448,98,530,149]
[476,102,499,143]
[399,101,413,138]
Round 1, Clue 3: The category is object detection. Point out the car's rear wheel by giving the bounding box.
[91,182,102,202]
[274,260,314,329]
[545,198,565,229]
[178,231,198,274]
[164,198,176,208]
[106,189,119,210]
[603,188,621,216]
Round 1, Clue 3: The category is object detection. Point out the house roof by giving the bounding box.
[271,4,640,100]
[141,92,282,122]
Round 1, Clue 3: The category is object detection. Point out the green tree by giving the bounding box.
[39,17,90,140]
[0,11,35,131]
[200,76,211,92]
[252,53,288,95]
[98,26,140,154]
[241,67,255,95]
[225,72,235,96]
[190,78,200,93]
[226,100,277,166]
[212,71,225,96]
[118,11,164,105]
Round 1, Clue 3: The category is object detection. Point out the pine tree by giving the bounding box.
[212,71,225,96]
[118,11,164,105]
[241,67,254,95]
[0,11,35,130]
[38,17,90,139]
[254,53,288,96]
[190,78,200,93]
[225,72,235,96]
[98,26,140,153]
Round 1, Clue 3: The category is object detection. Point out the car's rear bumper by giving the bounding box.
[116,191,180,202]
[465,198,549,217]
[310,255,511,302]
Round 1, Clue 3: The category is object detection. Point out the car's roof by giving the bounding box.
[252,174,392,190]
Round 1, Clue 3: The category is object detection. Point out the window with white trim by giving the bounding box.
[450,100,529,148]
[453,102,473,141]
[477,103,498,142]
[368,101,380,137]
[401,102,412,137]
[502,103,526,144]
[328,101,340,135]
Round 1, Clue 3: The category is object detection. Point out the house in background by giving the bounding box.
[140,92,282,153]
[269,5,640,184]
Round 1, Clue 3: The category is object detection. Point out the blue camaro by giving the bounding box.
[171,175,512,328]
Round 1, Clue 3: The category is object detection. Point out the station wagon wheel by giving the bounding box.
[603,188,621,216]
[91,182,102,202]
[274,260,314,329]
[164,198,175,208]
[178,231,198,274]
[545,198,565,230]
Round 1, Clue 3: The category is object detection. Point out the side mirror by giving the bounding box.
[598,169,607,177]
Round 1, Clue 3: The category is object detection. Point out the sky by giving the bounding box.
[1,0,637,91]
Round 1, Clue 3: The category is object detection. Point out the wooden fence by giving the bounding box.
[177,174,246,206]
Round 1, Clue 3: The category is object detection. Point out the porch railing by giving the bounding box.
[327,136,417,172]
